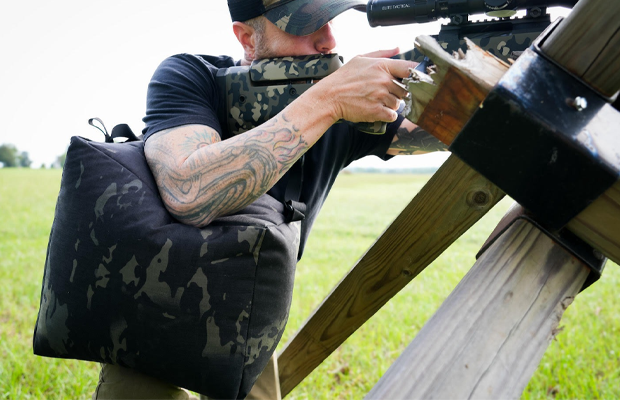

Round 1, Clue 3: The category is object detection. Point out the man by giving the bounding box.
[92,0,445,398]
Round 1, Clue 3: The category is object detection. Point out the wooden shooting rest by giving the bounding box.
[255,0,620,397]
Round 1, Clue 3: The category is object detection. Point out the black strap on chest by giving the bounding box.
[283,155,306,223]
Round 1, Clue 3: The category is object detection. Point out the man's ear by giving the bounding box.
[232,22,256,61]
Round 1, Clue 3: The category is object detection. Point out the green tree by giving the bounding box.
[0,144,19,167]
[55,152,67,168]
[18,151,32,168]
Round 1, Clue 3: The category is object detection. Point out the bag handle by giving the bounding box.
[88,118,140,143]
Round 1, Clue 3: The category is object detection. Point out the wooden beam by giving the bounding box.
[405,36,509,145]
[280,1,620,394]
[406,15,620,264]
[540,0,620,259]
[278,155,505,396]
[568,181,620,263]
[540,0,620,97]
[366,219,590,400]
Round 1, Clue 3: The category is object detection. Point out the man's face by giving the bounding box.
[254,20,337,59]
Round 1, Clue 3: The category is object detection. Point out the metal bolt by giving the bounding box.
[528,7,542,18]
[451,15,464,25]
[593,249,605,261]
[570,96,588,111]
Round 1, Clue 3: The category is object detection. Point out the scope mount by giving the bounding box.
[441,8,551,39]
[434,7,552,62]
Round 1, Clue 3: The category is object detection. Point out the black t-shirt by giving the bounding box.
[143,54,404,257]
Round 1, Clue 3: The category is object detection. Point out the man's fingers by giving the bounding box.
[385,58,417,79]
[386,93,401,111]
[390,80,409,100]
[384,107,399,122]
[362,47,400,59]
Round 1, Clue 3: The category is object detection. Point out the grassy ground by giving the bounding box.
[1,169,618,399]
[0,169,101,399]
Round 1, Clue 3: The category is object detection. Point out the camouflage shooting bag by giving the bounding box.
[33,133,301,399]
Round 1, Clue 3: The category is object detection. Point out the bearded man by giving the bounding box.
[92,1,444,398]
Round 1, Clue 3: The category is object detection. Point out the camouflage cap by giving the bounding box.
[228,0,367,36]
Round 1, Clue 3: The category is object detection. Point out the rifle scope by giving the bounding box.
[367,0,578,27]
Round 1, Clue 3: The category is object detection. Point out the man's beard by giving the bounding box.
[253,37,278,60]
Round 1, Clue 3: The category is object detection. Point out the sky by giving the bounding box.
[0,1,571,169]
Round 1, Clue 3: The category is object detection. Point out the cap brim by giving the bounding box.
[264,0,367,36]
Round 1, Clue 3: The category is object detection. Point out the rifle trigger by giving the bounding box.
[414,56,432,73]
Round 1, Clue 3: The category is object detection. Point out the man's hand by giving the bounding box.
[312,48,416,125]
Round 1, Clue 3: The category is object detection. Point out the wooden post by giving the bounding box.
[279,0,620,395]
[364,2,620,396]
[540,0,620,261]
[365,218,590,399]
[405,1,620,263]
[277,155,504,396]
[540,0,620,98]
[277,22,512,399]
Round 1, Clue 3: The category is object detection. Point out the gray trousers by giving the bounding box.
[92,353,281,400]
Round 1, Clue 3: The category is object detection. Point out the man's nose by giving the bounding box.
[313,22,337,54]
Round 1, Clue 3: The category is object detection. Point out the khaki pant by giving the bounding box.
[92,354,281,400]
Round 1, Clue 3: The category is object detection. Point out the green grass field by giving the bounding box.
[1,168,618,399]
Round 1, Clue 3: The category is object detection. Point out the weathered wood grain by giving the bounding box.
[540,0,620,97]
[366,219,590,399]
[359,3,618,397]
[278,155,505,396]
[279,2,620,395]
[540,0,620,255]
[568,181,620,264]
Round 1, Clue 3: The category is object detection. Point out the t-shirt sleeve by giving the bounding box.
[142,54,231,141]
[345,113,405,163]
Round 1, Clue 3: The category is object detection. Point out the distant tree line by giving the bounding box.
[0,143,66,168]
[0,144,31,168]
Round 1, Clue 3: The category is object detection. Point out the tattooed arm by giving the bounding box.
[386,118,448,156]
[144,107,332,227]
[144,55,417,227]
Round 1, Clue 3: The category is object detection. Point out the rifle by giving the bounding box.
[215,54,388,136]
[372,0,578,61]
[216,0,577,136]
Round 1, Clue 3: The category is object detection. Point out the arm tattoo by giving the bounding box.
[179,129,220,154]
[389,125,448,155]
[146,114,309,226]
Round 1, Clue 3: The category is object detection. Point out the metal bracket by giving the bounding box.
[477,204,606,292]
[449,20,620,230]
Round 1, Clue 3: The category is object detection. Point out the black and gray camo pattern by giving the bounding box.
[262,0,366,36]
[394,32,540,63]
[216,53,386,136]
[217,54,339,136]
[33,137,301,399]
